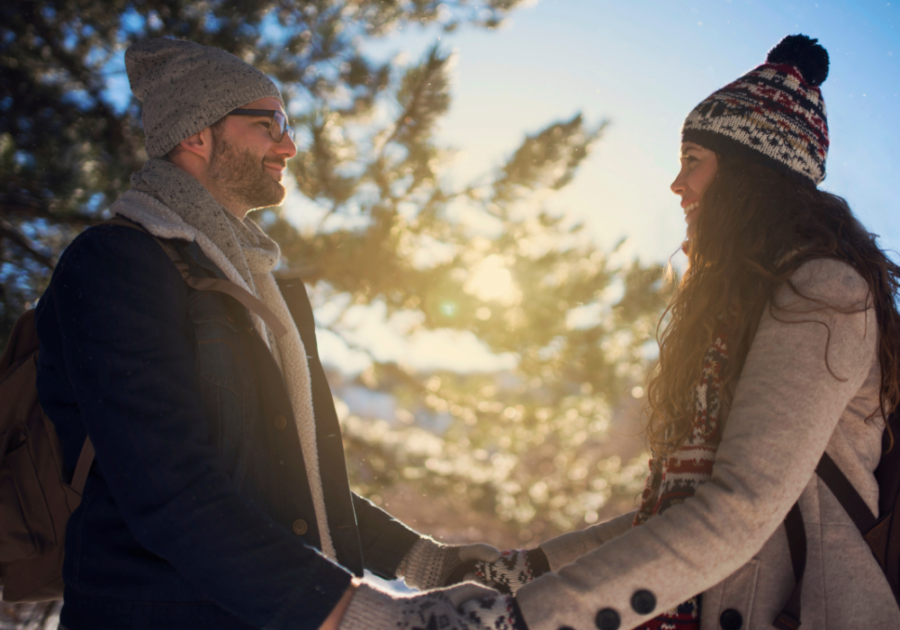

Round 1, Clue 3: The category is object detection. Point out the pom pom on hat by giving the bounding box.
[766,34,830,87]
[681,34,830,185]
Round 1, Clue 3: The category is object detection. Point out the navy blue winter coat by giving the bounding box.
[35,222,419,630]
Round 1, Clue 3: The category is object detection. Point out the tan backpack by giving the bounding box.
[0,309,94,603]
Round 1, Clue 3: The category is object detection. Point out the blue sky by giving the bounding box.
[357,0,900,263]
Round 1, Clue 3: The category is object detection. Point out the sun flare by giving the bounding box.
[465,255,520,305]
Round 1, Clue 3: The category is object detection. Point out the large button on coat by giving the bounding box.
[594,608,620,630]
[630,590,656,615]
[720,609,743,630]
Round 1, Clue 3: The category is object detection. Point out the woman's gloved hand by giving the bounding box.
[338,581,529,630]
[456,549,551,595]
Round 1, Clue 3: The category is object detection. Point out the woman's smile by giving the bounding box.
[670,142,719,241]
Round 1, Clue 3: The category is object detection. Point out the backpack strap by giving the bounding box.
[70,437,95,494]
[774,502,808,630]
[816,452,878,532]
[776,450,886,628]
[102,216,288,338]
[166,260,288,339]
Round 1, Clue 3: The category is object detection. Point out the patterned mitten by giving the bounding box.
[469,549,551,595]
[398,536,501,590]
[338,581,529,630]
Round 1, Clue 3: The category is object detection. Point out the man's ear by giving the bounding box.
[176,127,214,164]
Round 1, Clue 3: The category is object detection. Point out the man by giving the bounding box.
[34,38,526,630]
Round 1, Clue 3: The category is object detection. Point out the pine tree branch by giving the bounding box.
[0,195,98,227]
[30,11,139,170]
[0,220,57,270]
[377,45,449,158]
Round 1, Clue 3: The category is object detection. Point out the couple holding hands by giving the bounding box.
[35,32,898,630]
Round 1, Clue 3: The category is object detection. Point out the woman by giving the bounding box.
[465,35,900,629]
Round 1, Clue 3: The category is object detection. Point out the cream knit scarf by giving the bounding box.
[116,158,336,560]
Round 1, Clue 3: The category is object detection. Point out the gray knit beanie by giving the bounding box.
[125,38,283,158]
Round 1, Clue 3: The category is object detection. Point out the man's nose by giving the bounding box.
[276,134,298,159]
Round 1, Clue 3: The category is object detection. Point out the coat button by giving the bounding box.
[631,590,656,615]
[274,414,288,430]
[720,609,743,630]
[292,519,308,535]
[595,608,620,630]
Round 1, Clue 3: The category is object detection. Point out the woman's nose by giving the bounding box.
[670,170,686,196]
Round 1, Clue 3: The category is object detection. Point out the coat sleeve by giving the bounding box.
[515,258,879,630]
[42,226,352,630]
[539,511,638,571]
[352,493,421,578]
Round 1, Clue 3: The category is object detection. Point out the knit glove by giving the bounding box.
[397,536,501,590]
[460,515,634,594]
[338,581,529,630]
[465,548,552,595]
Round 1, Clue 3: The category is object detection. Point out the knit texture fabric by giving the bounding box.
[631,334,729,630]
[471,549,551,595]
[131,159,279,291]
[110,163,336,560]
[339,582,528,630]
[682,35,829,185]
[125,38,282,158]
[397,537,500,590]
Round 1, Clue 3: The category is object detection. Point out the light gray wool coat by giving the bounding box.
[522,258,900,630]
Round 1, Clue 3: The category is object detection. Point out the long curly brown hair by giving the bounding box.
[646,153,900,457]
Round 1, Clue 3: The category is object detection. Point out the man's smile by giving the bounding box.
[264,160,286,178]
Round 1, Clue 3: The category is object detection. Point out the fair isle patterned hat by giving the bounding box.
[682,34,830,185]
[126,38,282,158]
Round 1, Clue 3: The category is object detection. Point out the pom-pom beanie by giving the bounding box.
[125,38,283,158]
[682,34,830,185]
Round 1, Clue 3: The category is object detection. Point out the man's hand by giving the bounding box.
[397,537,500,590]
[335,581,528,630]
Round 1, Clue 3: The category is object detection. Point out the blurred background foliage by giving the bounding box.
[1,0,671,621]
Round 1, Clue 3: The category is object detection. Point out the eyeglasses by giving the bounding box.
[228,109,295,143]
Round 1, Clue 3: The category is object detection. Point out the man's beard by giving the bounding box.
[208,134,286,211]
